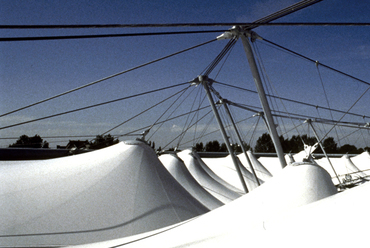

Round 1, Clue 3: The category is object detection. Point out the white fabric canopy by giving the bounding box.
[0,141,208,246]
[191,151,244,194]
[350,151,370,175]
[292,149,370,185]
[177,150,242,203]
[203,155,263,191]
[256,155,290,175]
[242,151,273,181]
[314,154,368,185]
[70,162,342,248]
[159,153,224,210]
[293,148,314,163]
[341,154,367,177]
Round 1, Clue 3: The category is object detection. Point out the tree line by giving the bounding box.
[10,133,369,154]
[9,135,49,148]
[9,134,119,150]
[193,133,369,154]
[193,140,250,153]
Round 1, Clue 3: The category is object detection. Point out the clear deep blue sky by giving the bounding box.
[1,0,370,149]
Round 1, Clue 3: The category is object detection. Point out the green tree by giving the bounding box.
[286,135,304,153]
[231,142,251,153]
[241,141,252,152]
[231,143,241,153]
[90,134,119,149]
[338,144,360,154]
[220,143,227,152]
[190,134,359,155]
[9,134,49,148]
[301,134,317,146]
[284,134,316,153]
[193,142,205,152]
[254,133,275,153]
[322,137,337,153]
[205,140,221,152]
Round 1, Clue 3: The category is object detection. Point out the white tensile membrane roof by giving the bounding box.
[315,154,367,184]
[244,151,274,180]
[177,149,243,203]
[341,154,367,177]
[159,153,224,210]
[191,151,245,194]
[0,140,208,247]
[69,160,363,248]
[202,155,264,192]
[293,148,370,184]
[350,151,370,175]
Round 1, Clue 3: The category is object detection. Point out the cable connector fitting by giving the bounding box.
[189,75,210,86]
[217,26,240,40]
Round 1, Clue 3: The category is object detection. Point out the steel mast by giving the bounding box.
[219,28,286,168]
[191,75,249,193]
[214,0,323,169]
[219,98,261,186]
[241,30,286,168]
[305,119,341,185]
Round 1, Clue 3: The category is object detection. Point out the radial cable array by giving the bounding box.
[0,39,216,118]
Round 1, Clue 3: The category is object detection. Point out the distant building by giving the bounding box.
[57,140,90,150]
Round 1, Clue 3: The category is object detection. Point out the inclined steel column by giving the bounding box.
[305,119,342,186]
[240,31,287,169]
[221,99,261,186]
[200,76,249,193]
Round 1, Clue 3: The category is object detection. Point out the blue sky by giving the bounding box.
[1,0,370,149]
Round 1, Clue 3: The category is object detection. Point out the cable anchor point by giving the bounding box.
[216,26,240,40]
